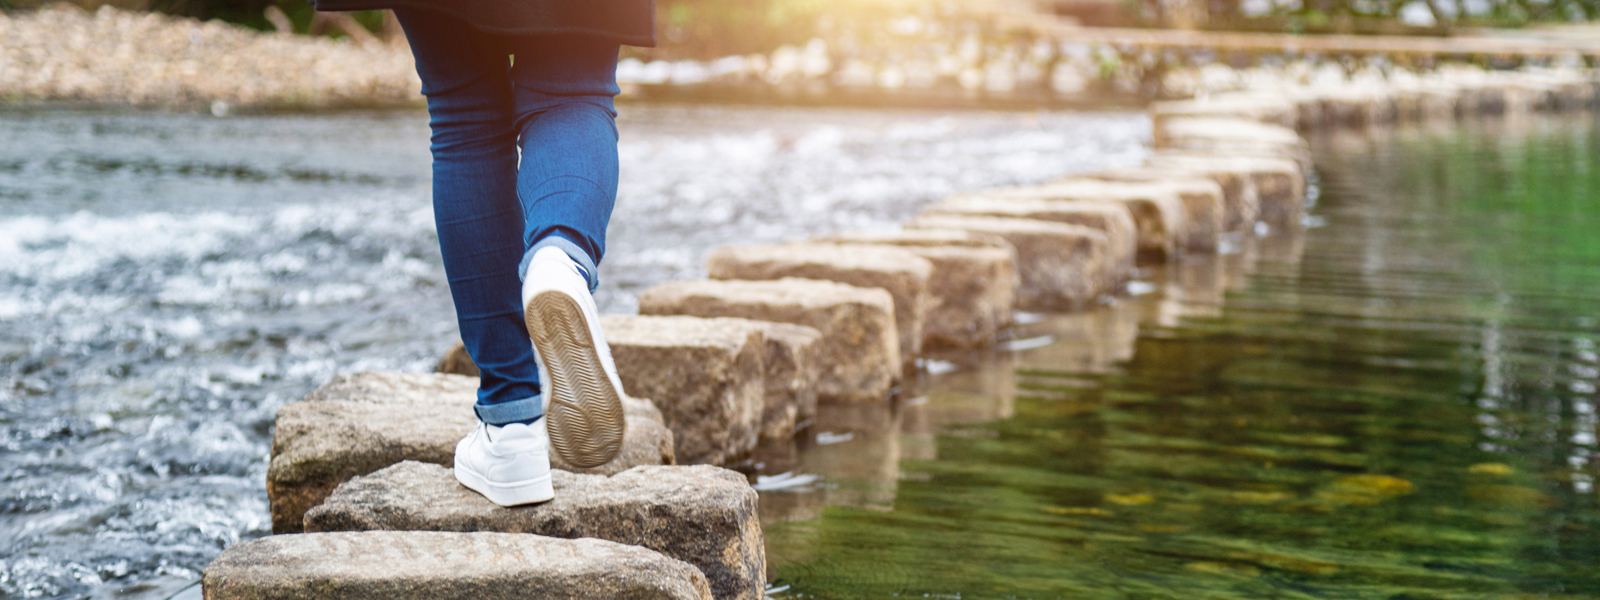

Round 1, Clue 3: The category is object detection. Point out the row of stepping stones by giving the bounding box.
[207,66,1600,599]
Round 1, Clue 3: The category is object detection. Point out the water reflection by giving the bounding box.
[762,114,1600,599]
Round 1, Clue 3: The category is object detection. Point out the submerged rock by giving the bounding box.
[707,243,931,366]
[599,315,766,466]
[814,229,1017,349]
[202,531,712,600]
[638,278,899,403]
[267,372,674,533]
[306,461,764,600]
[907,214,1113,310]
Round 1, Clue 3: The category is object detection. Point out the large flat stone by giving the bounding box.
[919,197,1133,293]
[202,531,712,600]
[1152,117,1311,168]
[946,181,1186,264]
[707,243,931,365]
[600,315,766,466]
[637,278,898,404]
[813,229,1017,349]
[1073,168,1226,252]
[1150,92,1297,129]
[906,214,1113,311]
[267,372,674,534]
[1146,152,1305,229]
[744,320,822,441]
[305,462,763,600]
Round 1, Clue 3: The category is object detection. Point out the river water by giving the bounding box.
[760,114,1600,598]
[0,104,1149,599]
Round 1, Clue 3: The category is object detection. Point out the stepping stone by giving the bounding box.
[812,229,1016,349]
[906,214,1112,311]
[1073,168,1226,252]
[919,196,1134,292]
[436,319,821,447]
[1150,92,1297,129]
[938,181,1185,264]
[1146,152,1305,229]
[202,531,712,600]
[1152,117,1310,167]
[1100,162,1257,233]
[600,315,766,466]
[267,372,675,534]
[305,461,764,600]
[638,278,898,404]
[706,243,931,366]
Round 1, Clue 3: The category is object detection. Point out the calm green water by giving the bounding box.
[760,114,1600,599]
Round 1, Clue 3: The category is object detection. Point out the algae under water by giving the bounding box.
[760,115,1600,599]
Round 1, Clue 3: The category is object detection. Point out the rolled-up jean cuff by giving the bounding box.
[518,235,600,291]
[474,394,544,425]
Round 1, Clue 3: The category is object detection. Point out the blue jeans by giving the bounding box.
[397,9,621,425]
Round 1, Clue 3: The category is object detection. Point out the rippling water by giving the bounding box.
[0,104,1148,599]
[759,114,1600,598]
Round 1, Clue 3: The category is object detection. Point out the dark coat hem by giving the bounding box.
[312,0,657,47]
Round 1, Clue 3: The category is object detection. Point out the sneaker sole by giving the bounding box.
[454,459,555,506]
[525,290,626,469]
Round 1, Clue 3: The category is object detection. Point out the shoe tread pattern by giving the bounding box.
[526,291,626,469]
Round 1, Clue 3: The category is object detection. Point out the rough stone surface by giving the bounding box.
[1147,152,1305,229]
[743,320,823,441]
[268,372,674,533]
[600,315,766,466]
[306,462,763,600]
[956,181,1187,264]
[921,196,1135,290]
[202,531,712,600]
[435,339,478,377]
[1075,168,1227,252]
[1152,117,1311,168]
[906,214,1113,311]
[814,229,1017,349]
[637,278,898,404]
[1108,160,1259,233]
[707,243,931,365]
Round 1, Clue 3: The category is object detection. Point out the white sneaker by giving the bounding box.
[521,246,627,469]
[453,420,555,506]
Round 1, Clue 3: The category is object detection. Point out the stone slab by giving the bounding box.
[1146,152,1305,229]
[1074,168,1226,252]
[1150,92,1297,129]
[906,214,1112,311]
[202,531,712,600]
[637,278,898,404]
[600,315,766,466]
[1152,117,1311,168]
[920,196,1133,292]
[955,181,1186,264]
[306,461,763,600]
[813,229,1017,349]
[707,243,931,365]
[267,372,674,534]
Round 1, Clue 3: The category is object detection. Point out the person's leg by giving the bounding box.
[396,9,543,425]
[504,35,622,287]
[504,35,629,469]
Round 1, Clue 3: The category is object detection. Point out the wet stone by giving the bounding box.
[1147,152,1305,229]
[707,243,931,366]
[267,372,674,533]
[907,214,1113,311]
[637,278,898,404]
[202,531,712,600]
[1075,168,1226,252]
[600,315,767,466]
[743,320,823,442]
[919,197,1133,293]
[304,461,764,600]
[813,229,1017,349]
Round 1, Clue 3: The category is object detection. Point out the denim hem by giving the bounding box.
[518,235,600,291]
[474,394,545,425]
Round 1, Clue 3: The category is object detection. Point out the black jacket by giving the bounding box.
[312,0,656,47]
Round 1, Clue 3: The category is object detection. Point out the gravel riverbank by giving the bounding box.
[0,5,419,110]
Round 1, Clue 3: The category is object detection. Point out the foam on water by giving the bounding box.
[0,106,1146,599]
